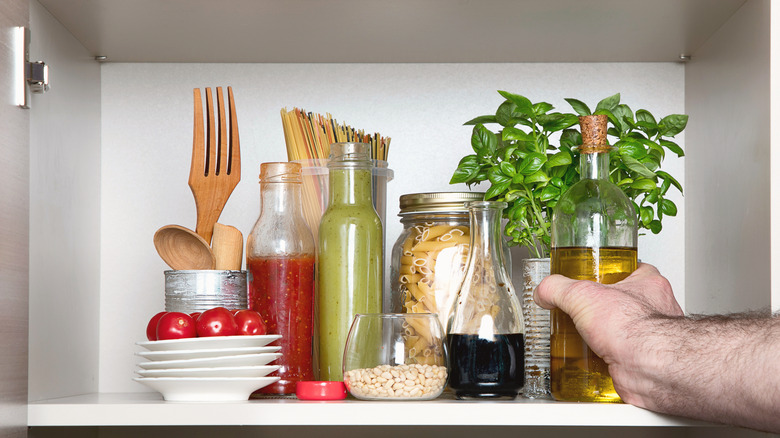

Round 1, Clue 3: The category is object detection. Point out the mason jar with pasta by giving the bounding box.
[389,192,485,366]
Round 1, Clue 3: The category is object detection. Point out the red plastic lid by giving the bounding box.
[295,381,347,400]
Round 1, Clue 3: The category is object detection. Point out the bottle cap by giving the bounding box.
[295,381,347,400]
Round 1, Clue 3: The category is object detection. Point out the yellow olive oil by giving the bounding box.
[549,246,637,403]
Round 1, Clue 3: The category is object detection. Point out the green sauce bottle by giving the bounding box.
[318,143,383,381]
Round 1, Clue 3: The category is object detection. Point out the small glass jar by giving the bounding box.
[343,313,448,401]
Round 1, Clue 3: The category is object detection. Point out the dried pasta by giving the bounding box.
[398,222,470,365]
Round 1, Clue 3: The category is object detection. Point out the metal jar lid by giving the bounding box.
[398,192,485,215]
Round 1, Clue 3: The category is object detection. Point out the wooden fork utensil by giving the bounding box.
[189,86,241,244]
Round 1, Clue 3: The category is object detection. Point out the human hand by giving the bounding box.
[533,263,683,406]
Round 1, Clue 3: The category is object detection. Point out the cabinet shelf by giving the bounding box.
[28,392,709,428]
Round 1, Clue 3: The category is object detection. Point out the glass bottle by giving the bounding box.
[246,162,316,395]
[446,200,525,400]
[318,143,383,381]
[549,114,638,403]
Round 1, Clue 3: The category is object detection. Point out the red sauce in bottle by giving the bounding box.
[248,255,315,394]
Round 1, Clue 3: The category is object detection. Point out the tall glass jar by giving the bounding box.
[246,162,316,395]
[550,114,638,403]
[447,201,525,400]
[318,143,383,381]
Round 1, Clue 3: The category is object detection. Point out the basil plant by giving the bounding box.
[450,91,687,259]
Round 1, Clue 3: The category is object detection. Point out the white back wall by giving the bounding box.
[99,63,685,392]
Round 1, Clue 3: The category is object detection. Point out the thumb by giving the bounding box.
[533,273,579,310]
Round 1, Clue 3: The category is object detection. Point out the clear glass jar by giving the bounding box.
[389,192,485,330]
[246,162,316,395]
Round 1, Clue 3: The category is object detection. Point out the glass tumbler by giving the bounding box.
[343,313,448,400]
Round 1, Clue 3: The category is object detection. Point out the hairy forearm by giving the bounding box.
[618,312,780,432]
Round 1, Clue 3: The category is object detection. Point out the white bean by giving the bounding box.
[344,364,448,399]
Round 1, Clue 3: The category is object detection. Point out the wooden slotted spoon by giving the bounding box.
[190,86,241,244]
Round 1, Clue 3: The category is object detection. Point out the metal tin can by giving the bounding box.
[164,270,248,313]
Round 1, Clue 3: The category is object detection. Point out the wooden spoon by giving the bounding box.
[211,223,243,270]
[154,224,216,270]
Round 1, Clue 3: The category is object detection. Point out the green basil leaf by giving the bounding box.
[517,152,547,175]
[659,114,689,137]
[539,185,560,203]
[488,167,512,186]
[496,100,520,126]
[612,104,634,133]
[640,206,654,226]
[648,220,663,234]
[499,161,517,177]
[485,181,511,200]
[464,115,497,125]
[656,170,683,194]
[616,139,646,159]
[450,155,480,184]
[660,139,685,157]
[660,198,677,216]
[617,177,634,186]
[525,170,550,184]
[512,173,525,184]
[640,156,660,172]
[559,129,581,149]
[538,113,579,133]
[547,150,572,168]
[620,154,657,178]
[498,91,534,117]
[595,109,621,130]
[502,126,535,142]
[565,98,591,116]
[472,124,498,156]
[640,138,665,158]
[595,93,620,112]
[630,178,657,191]
[533,102,554,115]
[635,109,657,125]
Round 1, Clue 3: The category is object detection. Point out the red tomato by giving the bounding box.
[146,312,168,341]
[233,309,267,336]
[196,307,238,337]
[156,312,196,340]
[190,312,202,322]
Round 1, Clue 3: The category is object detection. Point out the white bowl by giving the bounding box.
[137,334,281,351]
[136,346,280,361]
[138,352,281,370]
[136,365,279,378]
[134,376,279,401]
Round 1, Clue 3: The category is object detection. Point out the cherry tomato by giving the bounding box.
[233,309,267,336]
[156,312,196,340]
[190,312,202,322]
[196,307,238,337]
[146,312,168,341]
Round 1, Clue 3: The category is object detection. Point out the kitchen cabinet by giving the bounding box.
[4,0,775,437]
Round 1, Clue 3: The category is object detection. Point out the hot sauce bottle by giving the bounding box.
[247,162,316,395]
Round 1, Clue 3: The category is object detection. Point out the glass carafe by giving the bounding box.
[246,162,316,395]
[446,200,525,400]
[550,114,638,403]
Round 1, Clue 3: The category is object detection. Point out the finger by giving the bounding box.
[533,273,578,310]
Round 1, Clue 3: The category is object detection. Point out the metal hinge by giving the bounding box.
[15,27,49,109]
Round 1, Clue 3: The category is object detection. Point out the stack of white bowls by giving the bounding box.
[134,335,282,401]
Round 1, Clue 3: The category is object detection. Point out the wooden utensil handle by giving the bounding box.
[212,223,243,270]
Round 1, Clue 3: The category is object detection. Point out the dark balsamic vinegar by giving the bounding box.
[447,333,525,399]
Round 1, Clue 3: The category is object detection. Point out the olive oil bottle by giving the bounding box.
[549,115,638,403]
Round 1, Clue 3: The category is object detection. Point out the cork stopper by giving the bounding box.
[579,114,610,154]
